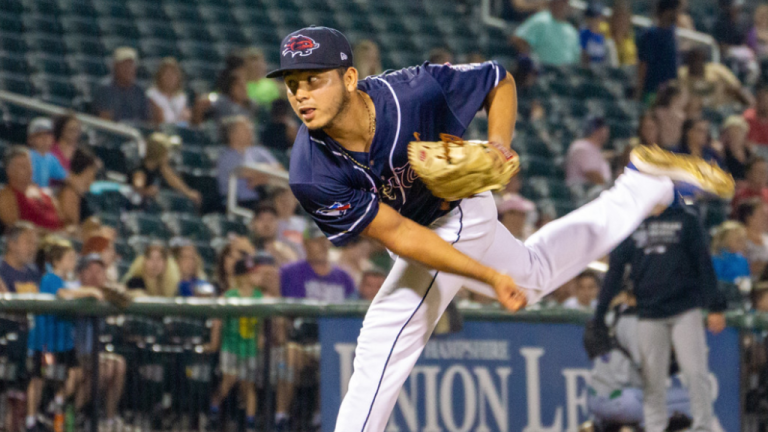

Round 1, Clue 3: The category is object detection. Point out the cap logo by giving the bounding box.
[282,35,320,57]
[340,52,348,61]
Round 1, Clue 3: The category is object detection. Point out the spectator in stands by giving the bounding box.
[595,205,726,432]
[563,270,600,311]
[353,40,383,78]
[51,114,81,172]
[733,157,768,212]
[122,243,180,297]
[635,0,680,103]
[501,0,547,22]
[129,133,202,207]
[26,243,102,432]
[214,243,239,294]
[543,278,575,307]
[146,57,191,126]
[660,89,695,142]
[428,47,453,65]
[580,3,609,66]
[652,84,688,148]
[498,192,536,241]
[333,237,375,287]
[243,47,281,109]
[747,5,768,58]
[249,204,299,266]
[57,148,98,227]
[711,221,751,284]
[744,84,768,146]
[721,115,753,180]
[512,57,546,121]
[211,73,258,125]
[26,117,66,188]
[171,238,206,297]
[713,0,750,56]
[603,0,636,66]
[81,233,119,283]
[754,284,768,311]
[358,269,386,301]
[677,0,695,31]
[208,255,266,432]
[260,99,298,153]
[216,115,281,208]
[735,198,768,276]
[511,0,580,66]
[566,116,612,187]
[678,48,754,109]
[676,119,723,167]
[93,47,149,123]
[0,147,63,232]
[0,222,38,293]
[633,111,660,148]
[73,254,126,432]
[216,54,247,91]
[280,224,355,302]
[273,187,307,257]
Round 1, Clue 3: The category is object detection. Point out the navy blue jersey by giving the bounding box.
[290,61,506,246]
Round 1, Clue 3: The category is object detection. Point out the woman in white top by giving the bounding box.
[735,197,768,277]
[147,57,191,125]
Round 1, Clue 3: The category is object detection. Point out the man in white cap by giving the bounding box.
[26,117,66,188]
[93,47,149,123]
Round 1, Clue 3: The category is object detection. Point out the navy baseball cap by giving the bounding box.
[266,26,354,78]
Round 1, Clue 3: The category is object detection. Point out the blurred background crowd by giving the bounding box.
[3,0,768,430]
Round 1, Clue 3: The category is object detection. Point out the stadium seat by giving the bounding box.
[98,19,141,40]
[139,39,183,60]
[0,35,28,54]
[124,213,174,240]
[202,214,248,237]
[164,4,203,23]
[208,25,248,45]
[0,54,29,74]
[163,213,213,242]
[0,13,23,33]
[177,42,220,64]
[23,14,64,35]
[138,21,179,42]
[0,74,34,95]
[180,169,222,213]
[73,55,109,77]
[89,190,132,215]
[156,190,197,214]
[29,56,72,77]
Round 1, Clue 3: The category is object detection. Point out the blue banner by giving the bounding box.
[319,318,740,432]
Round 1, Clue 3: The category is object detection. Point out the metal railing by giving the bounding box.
[481,0,721,63]
[0,295,765,431]
[0,90,146,155]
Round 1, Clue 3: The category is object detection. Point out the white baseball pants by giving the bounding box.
[334,169,675,432]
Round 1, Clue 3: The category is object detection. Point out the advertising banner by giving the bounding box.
[319,318,740,432]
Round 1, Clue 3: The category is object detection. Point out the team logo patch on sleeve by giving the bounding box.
[315,202,351,217]
[282,35,320,57]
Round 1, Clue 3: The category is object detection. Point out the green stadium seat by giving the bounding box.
[74,55,109,77]
[0,35,28,54]
[139,39,183,60]
[180,169,222,214]
[1,74,34,95]
[138,21,178,42]
[202,214,249,237]
[0,13,23,33]
[164,214,213,242]
[164,4,203,23]
[23,14,64,35]
[208,25,248,45]
[177,42,220,64]
[64,36,106,56]
[156,190,197,214]
[0,0,22,14]
[174,24,214,44]
[124,213,174,240]
[0,54,28,74]
[199,6,236,24]
[30,56,72,77]
[60,16,101,37]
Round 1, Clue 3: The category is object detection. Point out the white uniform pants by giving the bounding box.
[334,169,675,432]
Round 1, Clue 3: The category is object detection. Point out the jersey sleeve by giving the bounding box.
[291,181,379,247]
[424,61,507,130]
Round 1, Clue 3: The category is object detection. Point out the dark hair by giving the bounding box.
[52,114,78,142]
[215,54,245,92]
[220,73,243,97]
[679,118,709,151]
[70,148,98,175]
[428,47,453,64]
[4,221,35,241]
[47,243,73,265]
[685,48,707,67]
[746,156,767,174]
[734,198,764,225]
[656,0,680,15]
[253,204,278,217]
[653,83,682,108]
[215,243,238,292]
[637,111,657,145]
[576,270,601,285]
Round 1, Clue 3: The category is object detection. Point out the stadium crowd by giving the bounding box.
[7,0,768,430]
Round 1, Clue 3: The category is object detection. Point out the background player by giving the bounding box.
[267,26,733,432]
